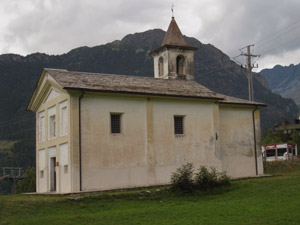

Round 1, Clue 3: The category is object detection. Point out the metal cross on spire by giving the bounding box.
[171,3,174,18]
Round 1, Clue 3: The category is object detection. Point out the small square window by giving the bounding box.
[111,114,121,134]
[174,116,184,135]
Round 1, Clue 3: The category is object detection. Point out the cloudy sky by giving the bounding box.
[1,0,300,71]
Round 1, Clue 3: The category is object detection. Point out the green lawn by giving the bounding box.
[1,172,300,225]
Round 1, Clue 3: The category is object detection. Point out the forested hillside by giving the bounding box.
[0,28,298,172]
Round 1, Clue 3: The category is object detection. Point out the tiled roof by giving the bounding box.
[149,17,197,55]
[219,95,265,106]
[45,69,265,106]
[161,17,190,47]
[46,69,222,99]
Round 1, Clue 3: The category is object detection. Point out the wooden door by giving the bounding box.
[50,157,56,192]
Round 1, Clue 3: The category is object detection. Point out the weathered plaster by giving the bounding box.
[79,95,224,191]
[153,48,195,80]
[219,106,263,177]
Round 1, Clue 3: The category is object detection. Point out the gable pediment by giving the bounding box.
[27,70,66,112]
[44,88,62,103]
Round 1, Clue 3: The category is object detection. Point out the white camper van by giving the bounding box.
[262,143,298,161]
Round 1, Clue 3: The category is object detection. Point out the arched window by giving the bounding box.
[158,57,164,77]
[176,55,185,75]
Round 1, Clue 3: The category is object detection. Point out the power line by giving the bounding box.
[0,115,34,127]
[198,64,231,76]
[256,24,300,49]
[250,19,300,67]
[257,35,300,56]
[196,55,237,73]
[0,117,35,129]
[255,18,300,47]
[232,55,243,66]
[198,55,249,76]
[0,127,35,139]
[230,18,300,67]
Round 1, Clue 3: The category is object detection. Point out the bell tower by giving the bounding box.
[150,17,197,80]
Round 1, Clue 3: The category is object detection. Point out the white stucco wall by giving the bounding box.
[59,142,70,193]
[152,99,222,184]
[219,106,263,177]
[80,94,222,191]
[35,84,72,193]
[81,95,148,191]
[38,149,47,192]
[34,81,264,193]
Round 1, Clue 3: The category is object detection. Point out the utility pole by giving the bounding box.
[236,45,260,176]
[240,45,260,101]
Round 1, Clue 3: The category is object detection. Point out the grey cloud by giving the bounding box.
[2,0,169,55]
[1,0,300,69]
[193,0,300,68]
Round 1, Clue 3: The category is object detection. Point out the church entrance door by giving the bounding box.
[50,157,56,192]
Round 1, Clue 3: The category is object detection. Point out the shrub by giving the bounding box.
[170,163,231,192]
[170,163,195,192]
[195,166,231,190]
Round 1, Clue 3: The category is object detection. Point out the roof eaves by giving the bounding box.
[149,44,198,56]
[27,69,67,111]
[63,87,224,101]
[219,101,266,107]
[27,69,48,111]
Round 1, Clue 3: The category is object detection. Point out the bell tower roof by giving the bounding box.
[150,17,197,56]
[161,17,190,47]
[150,16,198,81]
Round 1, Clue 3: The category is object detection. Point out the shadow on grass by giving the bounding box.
[61,184,238,204]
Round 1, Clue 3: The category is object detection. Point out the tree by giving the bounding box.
[290,130,300,146]
[16,167,36,193]
[262,129,282,145]
[10,139,35,168]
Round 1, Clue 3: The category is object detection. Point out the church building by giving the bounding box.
[28,17,265,193]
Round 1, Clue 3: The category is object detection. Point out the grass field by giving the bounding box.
[1,171,300,225]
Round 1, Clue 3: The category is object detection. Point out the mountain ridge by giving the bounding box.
[0,28,298,143]
[260,63,300,107]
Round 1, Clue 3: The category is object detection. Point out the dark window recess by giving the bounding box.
[111,114,121,133]
[277,148,286,156]
[176,55,184,75]
[174,116,184,134]
[266,149,275,157]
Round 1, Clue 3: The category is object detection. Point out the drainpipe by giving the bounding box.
[252,106,258,176]
[79,90,84,191]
